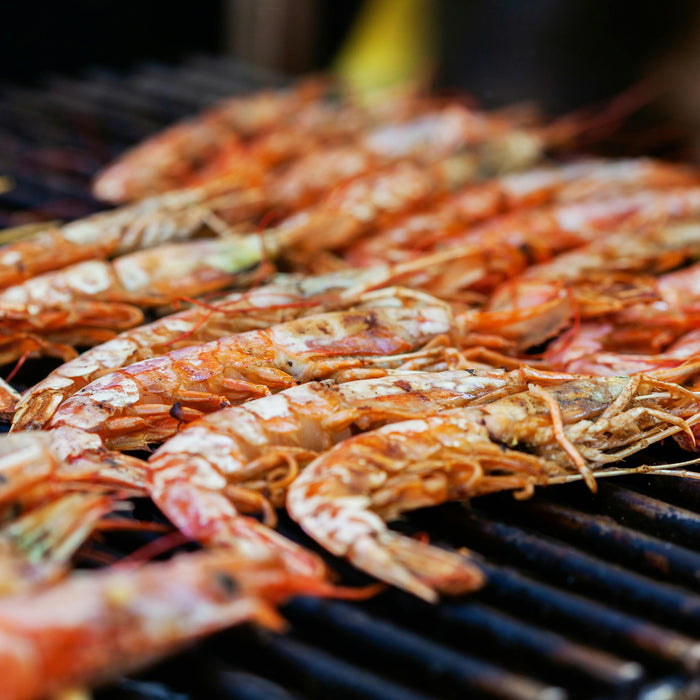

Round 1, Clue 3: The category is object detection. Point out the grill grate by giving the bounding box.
[2,55,700,700]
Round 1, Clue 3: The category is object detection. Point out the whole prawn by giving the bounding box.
[91,78,335,202]
[191,103,523,201]
[0,547,366,700]
[345,159,700,267]
[288,374,700,601]
[44,290,455,449]
[0,236,268,364]
[468,219,700,351]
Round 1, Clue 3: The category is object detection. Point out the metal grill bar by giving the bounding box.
[594,483,700,545]
[439,505,700,634]
[481,491,700,588]
[285,598,567,700]
[473,562,700,672]
[207,668,305,700]
[226,629,438,700]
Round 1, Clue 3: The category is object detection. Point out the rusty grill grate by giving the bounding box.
[2,55,700,700]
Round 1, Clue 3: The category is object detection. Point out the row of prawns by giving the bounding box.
[3,79,700,699]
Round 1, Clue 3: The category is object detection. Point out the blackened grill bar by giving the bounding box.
[2,56,700,699]
[495,495,700,588]
[436,505,700,634]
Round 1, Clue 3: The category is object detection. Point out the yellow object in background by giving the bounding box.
[334,0,436,96]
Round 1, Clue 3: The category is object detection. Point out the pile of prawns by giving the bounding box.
[3,77,700,699]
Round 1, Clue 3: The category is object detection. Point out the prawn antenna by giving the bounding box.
[5,349,31,383]
[116,531,193,569]
[548,456,700,485]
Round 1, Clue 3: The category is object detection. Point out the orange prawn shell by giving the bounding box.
[0,550,325,700]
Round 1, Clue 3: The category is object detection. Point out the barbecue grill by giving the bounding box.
[2,55,700,700]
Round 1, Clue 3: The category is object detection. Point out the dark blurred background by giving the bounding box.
[4,0,700,114]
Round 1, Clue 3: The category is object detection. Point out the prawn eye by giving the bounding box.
[215,571,240,598]
[170,401,188,422]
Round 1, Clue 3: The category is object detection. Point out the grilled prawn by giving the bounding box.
[44,291,454,449]
[0,234,266,341]
[91,78,333,202]
[345,159,700,267]
[0,547,361,700]
[187,103,545,218]
[468,219,700,350]
[288,375,700,601]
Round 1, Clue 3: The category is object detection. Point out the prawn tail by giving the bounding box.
[350,530,485,603]
[0,378,20,420]
[11,386,68,432]
[673,427,700,452]
[0,492,120,595]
